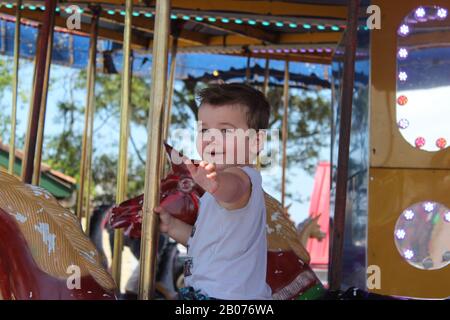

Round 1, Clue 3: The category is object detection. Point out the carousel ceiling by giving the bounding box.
[0,0,370,64]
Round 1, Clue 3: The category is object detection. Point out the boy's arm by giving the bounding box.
[213,167,252,211]
[185,160,252,211]
[167,217,193,246]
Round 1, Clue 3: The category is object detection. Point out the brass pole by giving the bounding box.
[263,58,270,96]
[139,0,171,300]
[163,36,178,141]
[22,29,40,180]
[21,0,56,183]
[33,9,55,186]
[83,8,100,233]
[112,0,133,287]
[77,8,100,221]
[257,58,271,170]
[281,60,289,209]
[160,35,178,177]
[329,0,360,291]
[9,0,22,175]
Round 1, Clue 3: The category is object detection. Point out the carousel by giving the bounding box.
[0,0,448,301]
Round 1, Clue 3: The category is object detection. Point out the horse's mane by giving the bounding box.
[0,169,116,298]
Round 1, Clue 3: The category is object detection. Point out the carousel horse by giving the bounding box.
[296,214,326,248]
[89,205,184,300]
[110,143,326,300]
[0,168,117,300]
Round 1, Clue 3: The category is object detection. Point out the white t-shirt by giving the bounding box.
[184,166,272,300]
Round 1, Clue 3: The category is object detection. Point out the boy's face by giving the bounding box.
[196,103,262,170]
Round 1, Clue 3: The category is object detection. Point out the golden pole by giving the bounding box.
[256,58,271,170]
[281,60,289,209]
[84,8,100,233]
[21,0,56,184]
[160,35,178,177]
[163,36,178,141]
[22,28,40,180]
[77,8,100,221]
[139,0,171,300]
[263,58,270,96]
[9,0,22,175]
[111,0,133,287]
[33,9,55,185]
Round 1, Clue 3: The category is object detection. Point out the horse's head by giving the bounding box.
[110,143,204,237]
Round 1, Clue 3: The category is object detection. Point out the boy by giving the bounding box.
[154,83,272,300]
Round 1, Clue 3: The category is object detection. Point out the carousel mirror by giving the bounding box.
[394,201,450,270]
[396,6,449,152]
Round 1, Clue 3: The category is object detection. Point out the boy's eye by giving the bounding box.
[221,128,234,134]
[200,128,209,134]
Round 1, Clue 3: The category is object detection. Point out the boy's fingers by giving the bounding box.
[206,172,217,179]
[205,162,216,172]
[199,161,208,168]
[154,206,169,216]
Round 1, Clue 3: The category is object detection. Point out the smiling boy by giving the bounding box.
[154,83,272,300]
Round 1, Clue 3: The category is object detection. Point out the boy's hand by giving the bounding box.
[154,206,173,233]
[153,205,193,246]
[185,160,219,194]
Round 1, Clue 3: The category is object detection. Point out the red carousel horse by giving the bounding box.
[0,168,117,300]
[111,144,326,300]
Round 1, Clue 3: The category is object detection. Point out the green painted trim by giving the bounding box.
[296,283,327,300]
[0,150,75,199]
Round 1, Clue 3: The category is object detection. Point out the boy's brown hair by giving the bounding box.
[197,83,271,130]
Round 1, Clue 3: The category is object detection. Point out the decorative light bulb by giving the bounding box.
[399,24,410,36]
[415,7,426,18]
[445,212,450,222]
[437,8,448,19]
[404,249,414,260]
[397,119,409,129]
[398,48,408,59]
[397,95,408,105]
[396,229,406,240]
[415,137,426,148]
[404,210,414,220]
[423,202,435,212]
[436,138,447,149]
[398,71,408,81]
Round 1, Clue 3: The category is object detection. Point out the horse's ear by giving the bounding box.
[163,141,189,176]
[313,214,321,221]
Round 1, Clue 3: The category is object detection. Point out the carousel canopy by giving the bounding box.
[0,0,371,65]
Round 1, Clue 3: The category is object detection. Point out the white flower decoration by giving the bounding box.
[395,229,406,240]
[404,210,414,220]
[398,48,408,59]
[444,212,450,222]
[404,249,414,260]
[423,202,435,213]
[415,7,426,18]
[399,72,408,81]
[399,24,410,36]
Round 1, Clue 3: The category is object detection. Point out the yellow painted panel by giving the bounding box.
[370,0,450,169]
[368,167,450,299]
